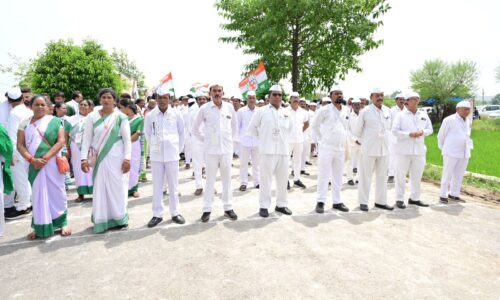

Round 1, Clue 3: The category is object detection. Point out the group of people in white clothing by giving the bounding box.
[0,81,475,238]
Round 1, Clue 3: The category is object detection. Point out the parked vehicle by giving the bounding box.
[488,110,500,119]
[478,105,500,118]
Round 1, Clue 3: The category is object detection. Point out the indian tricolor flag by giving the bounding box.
[190,82,209,93]
[158,72,175,96]
[239,63,271,99]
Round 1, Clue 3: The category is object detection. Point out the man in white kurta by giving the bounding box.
[392,92,433,208]
[387,94,405,183]
[237,91,259,191]
[192,84,238,222]
[248,85,293,218]
[437,100,473,203]
[354,88,394,211]
[144,88,186,228]
[345,98,362,186]
[312,87,350,213]
[287,92,309,189]
[4,87,33,219]
[191,93,208,195]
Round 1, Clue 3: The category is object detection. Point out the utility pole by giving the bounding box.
[482,88,485,104]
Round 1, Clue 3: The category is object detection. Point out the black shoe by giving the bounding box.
[294,180,306,189]
[275,206,292,215]
[291,171,294,176]
[448,195,465,202]
[239,185,247,192]
[224,210,238,221]
[287,181,290,190]
[315,202,325,214]
[360,204,369,212]
[387,176,395,184]
[201,212,211,222]
[300,170,310,176]
[408,199,429,207]
[147,217,163,228]
[440,197,448,204]
[4,208,30,220]
[332,203,349,212]
[259,208,269,218]
[184,164,191,170]
[254,184,259,189]
[305,161,312,166]
[116,224,128,231]
[171,215,185,224]
[347,179,355,186]
[194,188,203,196]
[353,168,357,174]
[374,203,394,210]
[396,201,407,209]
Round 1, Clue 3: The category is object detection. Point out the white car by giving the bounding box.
[488,110,500,119]
[479,105,500,118]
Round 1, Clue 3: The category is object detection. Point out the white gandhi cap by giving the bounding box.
[456,100,471,108]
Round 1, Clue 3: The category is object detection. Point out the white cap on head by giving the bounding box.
[330,85,342,93]
[299,98,306,102]
[321,96,331,103]
[7,87,22,100]
[157,86,172,97]
[290,91,300,98]
[456,100,471,108]
[351,98,361,104]
[305,100,310,105]
[395,93,405,99]
[370,87,383,94]
[269,85,282,92]
[258,100,264,103]
[309,102,317,106]
[188,98,196,104]
[194,91,206,98]
[406,92,420,99]
[247,91,256,97]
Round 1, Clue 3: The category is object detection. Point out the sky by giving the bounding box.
[1,0,499,99]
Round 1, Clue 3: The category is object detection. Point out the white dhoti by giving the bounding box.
[259,154,289,209]
[358,154,389,205]
[152,161,180,218]
[440,155,469,198]
[316,147,344,204]
[239,145,259,187]
[203,153,233,212]
[395,155,426,202]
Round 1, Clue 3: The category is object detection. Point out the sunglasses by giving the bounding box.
[271,93,282,97]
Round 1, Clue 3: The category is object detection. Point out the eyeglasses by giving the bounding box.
[271,93,282,97]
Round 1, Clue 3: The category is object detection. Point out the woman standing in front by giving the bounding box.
[17,95,72,239]
[81,89,131,233]
[67,99,94,202]
[119,98,143,198]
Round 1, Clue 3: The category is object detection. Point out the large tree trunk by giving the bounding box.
[291,20,300,92]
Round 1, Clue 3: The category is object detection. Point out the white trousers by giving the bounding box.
[345,143,361,181]
[259,154,289,209]
[151,161,180,218]
[289,142,303,181]
[316,148,344,204]
[440,155,469,198]
[388,143,397,177]
[358,154,389,205]
[301,141,311,170]
[239,145,259,187]
[4,158,31,210]
[203,153,233,212]
[395,155,426,202]
[192,141,205,189]
[184,135,192,165]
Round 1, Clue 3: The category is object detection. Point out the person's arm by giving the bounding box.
[17,128,46,170]
[131,119,143,142]
[121,118,132,173]
[247,109,260,137]
[437,118,448,150]
[311,109,322,141]
[423,115,433,136]
[144,113,152,144]
[42,127,65,161]
[352,109,365,139]
[192,107,204,142]
[231,106,239,142]
[177,112,186,152]
[80,115,93,160]
[302,111,310,131]
[392,114,411,139]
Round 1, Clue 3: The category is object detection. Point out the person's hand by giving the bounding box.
[32,158,47,170]
[122,159,131,173]
[66,150,71,160]
[81,160,90,173]
[409,132,418,138]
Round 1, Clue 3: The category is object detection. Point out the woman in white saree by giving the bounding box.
[81,89,131,233]
[17,95,71,240]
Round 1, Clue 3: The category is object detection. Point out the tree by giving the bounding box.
[216,0,390,94]
[0,54,33,88]
[111,49,146,93]
[410,59,478,121]
[492,94,500,105]
[24,39,122,101]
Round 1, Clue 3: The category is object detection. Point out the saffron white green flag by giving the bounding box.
[158,72,175,96]
[190,83,209,93]
[239,63,271,99]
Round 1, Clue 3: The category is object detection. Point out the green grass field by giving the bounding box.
[425,119,500,178]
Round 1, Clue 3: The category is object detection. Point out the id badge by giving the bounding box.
[272,128,280,139]
[75,132,83,144]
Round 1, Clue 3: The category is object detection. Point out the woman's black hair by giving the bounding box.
[53,102,66,116]
[79,99,92,107]
[97,88,117,101]
[119,98,138,114]
[30,94,51,107]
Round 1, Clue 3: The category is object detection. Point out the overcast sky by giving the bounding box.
[1,0,499,99]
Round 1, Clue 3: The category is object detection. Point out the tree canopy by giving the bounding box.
[216,0,390,94]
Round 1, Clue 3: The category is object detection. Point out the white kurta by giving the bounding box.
[237,106,259,187]
[388,105,404,177]
[68,113,93,195]
[345,110,361,181]
[287,107,309,181]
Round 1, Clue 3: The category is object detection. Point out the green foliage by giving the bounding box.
[422,164,500,192]
[216,0,390,94]
[111,49,146,92]
[0,54,33,88]
[26,39,122,101]
[491,94,500,105]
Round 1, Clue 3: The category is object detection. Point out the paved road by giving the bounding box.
[1,159,499,299]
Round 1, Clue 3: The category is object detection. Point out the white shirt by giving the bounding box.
[9,103,33,160]
[389,105,404,144]
[287,107,309,143]
[353,104,392,157]
[67,99,79,115]
[312,104,349,152]
[348,110,361,144]
[237,106,259,148]
[248,104,292,155]
[0,100,11,127]
[144,106,185,162]
[192,101,238,155]
[392,108,433,156]
[437,113,472,159]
